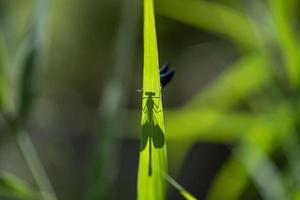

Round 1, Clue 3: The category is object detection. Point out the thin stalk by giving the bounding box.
[16,130,57,200]
[87,0,138,199]
[161,171,197,200]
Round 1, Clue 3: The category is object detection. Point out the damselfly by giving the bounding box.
[160,63,175,88]
[137,63,175,93]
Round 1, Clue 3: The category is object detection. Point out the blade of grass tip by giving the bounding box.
[87,0,138,199]
[138,0,167,199]
[161,171,197,200]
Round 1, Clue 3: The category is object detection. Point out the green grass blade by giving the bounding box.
[128,109,255,142]
[87,0,138,198]
[207,106,293,200]
[16,131,57,200]
[137,0,167,199]
[236,140,288,200]
[0,171,40,200]
[207,156,247,200]
[186,54,271,110]
[0,32,5,110]
[162,172,197,200]
[166,109,253,142]
[268,0,300,87]
[0,30,9,112]
[156,0,260,49]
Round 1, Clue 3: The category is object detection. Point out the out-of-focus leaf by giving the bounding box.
[282,132,300,185]
[137,0,167,199]
[293,190,300,200]
[207,105,294,200]
[87,0,138,198]
[127,109,255,142]
[0,30,8,111]
[167,141,192,176]
[156,0,261,49]
[207,158,247,200]
[18,46,37,122]
[237,140,288,200]
[268,0,300,87]
[0,171,39,200]
[128,54,272,143]
[165,109,253,142]
[16,131,57,200]
[186,54,272,110]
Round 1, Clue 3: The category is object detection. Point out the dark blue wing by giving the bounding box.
[160,70,175,88]
[160,63,170,74]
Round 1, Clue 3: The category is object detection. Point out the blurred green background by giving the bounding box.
[1,0,300,199]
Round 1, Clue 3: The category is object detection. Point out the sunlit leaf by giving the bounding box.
[137,0,167,199]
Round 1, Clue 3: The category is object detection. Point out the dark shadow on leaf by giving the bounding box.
[140,91,165,176]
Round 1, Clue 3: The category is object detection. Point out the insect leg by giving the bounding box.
[142,103,148,113]
[153,100,162,113]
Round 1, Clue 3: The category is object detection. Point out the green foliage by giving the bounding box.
[2,0,300,199]
[0,171,39,200]
[156,0,261,49]
[151,0,300,199]
[0,32,6,111]
[137,0,167,199]
[268,0,300,87]
[18,45,37,124]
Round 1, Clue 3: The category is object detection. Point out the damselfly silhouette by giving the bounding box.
[141,91,165,176]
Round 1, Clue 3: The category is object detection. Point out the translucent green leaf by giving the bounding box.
[137,0,167,199]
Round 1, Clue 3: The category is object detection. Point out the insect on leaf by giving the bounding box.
[137,0,167,199]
